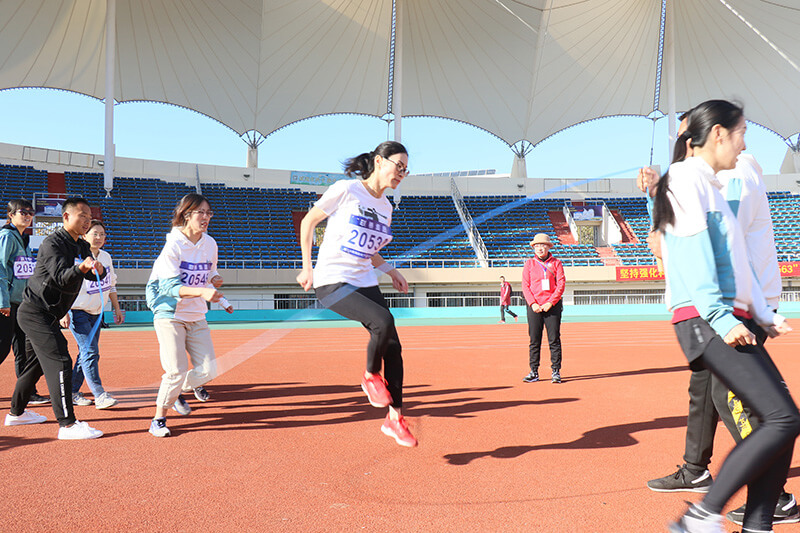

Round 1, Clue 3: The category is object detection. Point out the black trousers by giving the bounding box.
[499,305,517,321]
[11,302,76,427]
[674,317,800,531]
[526,301,562,371]
[0,302,27,375]
[316,283,404,408]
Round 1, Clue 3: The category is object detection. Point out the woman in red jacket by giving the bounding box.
[522,233,566,383]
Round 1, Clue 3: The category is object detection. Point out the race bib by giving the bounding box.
[541,278,551,291]
[13,256,35,279]
[86,273,114,295]
[179,261,212,287]
[341,214,392,259]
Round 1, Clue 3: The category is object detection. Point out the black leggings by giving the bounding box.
[676,318,800,530]
[316,283,403,407]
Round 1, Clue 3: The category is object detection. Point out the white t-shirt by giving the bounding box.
[71,249,116,315]
[313,179,393,288]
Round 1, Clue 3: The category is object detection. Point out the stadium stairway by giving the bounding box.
[548,211,577,244]
[47,172,66,194]
[611,210,638,243]
[596,246,620,266]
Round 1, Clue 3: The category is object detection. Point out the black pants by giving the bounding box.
[675,317,800,530]
[499,305,517,321]
[11,302,76,427]
[316,283,404,408]
[0,302,25,373]
[527,301,562,372]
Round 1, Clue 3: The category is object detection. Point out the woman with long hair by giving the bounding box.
[0,198,48,404]
[146,193,225,437]
[653,100,800,533]
[296,141,416,447]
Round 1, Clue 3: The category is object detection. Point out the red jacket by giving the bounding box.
[500,281,512,305]
[522,253,565,306]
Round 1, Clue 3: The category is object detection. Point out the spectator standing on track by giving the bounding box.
[640,116,798,527]
[61,220,125,410]
[498,276,518,324]
[521,233,566,384]
[146,193,225,438]
[0,199,49,405]
[296,141,417,448]
[4,197,106,440]
[650,100,799,533]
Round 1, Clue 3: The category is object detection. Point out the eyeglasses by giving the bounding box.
[14,210,34,216]
[190,210,214,218]
[384,157,410,176]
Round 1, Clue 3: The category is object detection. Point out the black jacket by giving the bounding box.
[22,227,105,318]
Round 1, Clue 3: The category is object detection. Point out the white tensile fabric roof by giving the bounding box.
[1,0,799,147]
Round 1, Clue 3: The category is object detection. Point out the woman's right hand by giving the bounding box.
[200,287,222,303]
[296,268,313,292]
[723,323,756,347]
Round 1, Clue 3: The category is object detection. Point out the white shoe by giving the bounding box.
[94,392,118,410]
[72,392,94,406]
[57,420,103,440]
[4,409,47,426]
[669,503,725,533]
[171,395,192,415]
[149,417,171,437]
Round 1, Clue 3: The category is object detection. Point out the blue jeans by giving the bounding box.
[69,309,105,396]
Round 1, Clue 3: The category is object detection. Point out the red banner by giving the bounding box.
[616,262,800,281]
[615,266,664,281]
[780,261,800,277]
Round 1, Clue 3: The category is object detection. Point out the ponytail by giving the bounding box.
[342,141,408,179]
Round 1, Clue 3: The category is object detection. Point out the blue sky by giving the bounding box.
[0,88,794,179]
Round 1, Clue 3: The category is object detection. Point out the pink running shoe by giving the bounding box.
[361,374,393,408]
[381,414,418,447]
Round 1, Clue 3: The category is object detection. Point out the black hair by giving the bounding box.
[652,100,744,230]
[343,141,408,179]
[63,197,90,212]
[6,198,33,218]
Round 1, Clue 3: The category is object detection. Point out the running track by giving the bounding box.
[1,320,799,532]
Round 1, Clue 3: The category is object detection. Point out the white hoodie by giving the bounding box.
[71,249,117,315]
[147,227,220,322]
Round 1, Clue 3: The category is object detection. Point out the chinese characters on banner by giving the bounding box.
[615,261,800,281]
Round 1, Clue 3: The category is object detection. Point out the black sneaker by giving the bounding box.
[647,464,713,493]
[28,393,50,405]
[551,370,561,383]
[726,491,800,525]
[522,371,539,383]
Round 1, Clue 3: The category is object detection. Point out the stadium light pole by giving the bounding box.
[392,0,403,207]
[103,0,116,197]
[665,0,676,160]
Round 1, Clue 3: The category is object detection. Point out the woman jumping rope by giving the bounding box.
[296,141,417,447]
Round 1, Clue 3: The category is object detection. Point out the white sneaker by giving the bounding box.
[149,417,171,437]
[4,410,47,426]
[669,503,725,533]
[171,395,192,415]
[72,392,94,406]
[57,420,103,440]
[94,392,118,410]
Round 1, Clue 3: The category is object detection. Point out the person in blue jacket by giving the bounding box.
[653,100,800,533]
[0,199,48,404]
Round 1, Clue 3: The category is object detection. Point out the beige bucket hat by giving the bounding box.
[530,233,553,247]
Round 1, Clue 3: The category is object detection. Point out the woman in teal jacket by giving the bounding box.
[0,199,47,404]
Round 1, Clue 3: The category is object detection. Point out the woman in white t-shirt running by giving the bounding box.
[297,141,416,447]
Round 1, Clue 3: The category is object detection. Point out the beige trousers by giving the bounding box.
[154,318,217,409]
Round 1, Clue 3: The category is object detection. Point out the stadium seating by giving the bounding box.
[2,163,798,268]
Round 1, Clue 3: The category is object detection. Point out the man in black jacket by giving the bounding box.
[4,197,107,440]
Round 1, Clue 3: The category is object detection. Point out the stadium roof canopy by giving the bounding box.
[1,0,800,149]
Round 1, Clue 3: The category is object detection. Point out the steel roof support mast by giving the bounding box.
[103,0,116,197]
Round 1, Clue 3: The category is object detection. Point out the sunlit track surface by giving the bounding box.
[1,320,798,532]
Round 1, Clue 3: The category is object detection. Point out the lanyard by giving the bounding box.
[536,256,551,277]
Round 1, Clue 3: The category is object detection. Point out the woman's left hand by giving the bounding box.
[390,270,409,294]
